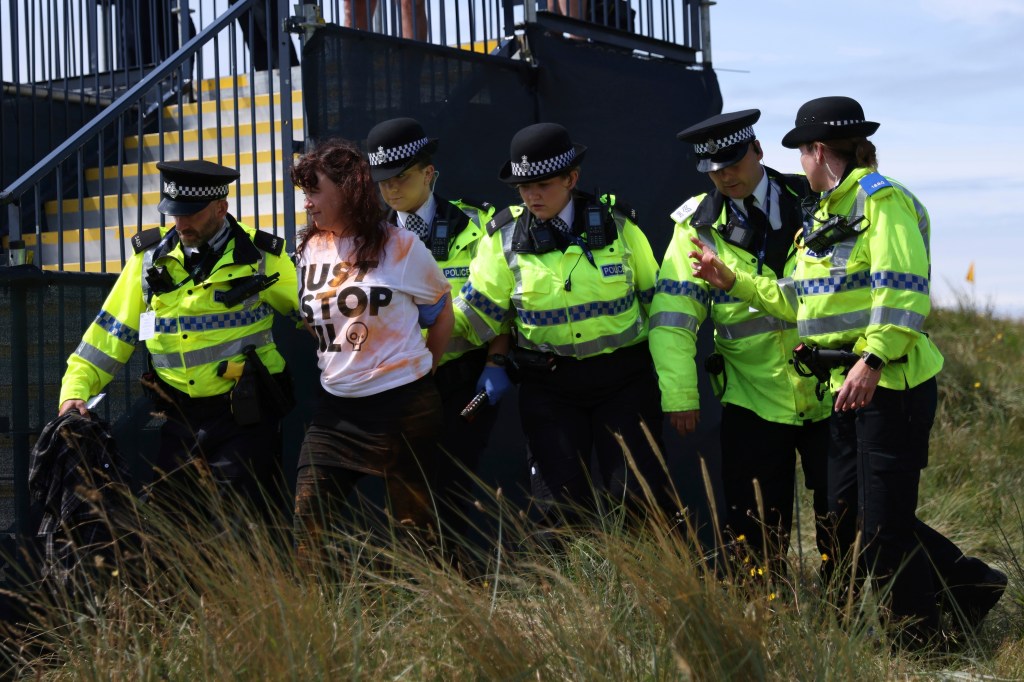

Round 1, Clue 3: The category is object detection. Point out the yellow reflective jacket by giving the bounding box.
[392,195,495,366]
[59,217,299,404]
[650,169,830,424]
[456,193,658,358]
[731,167,942,392]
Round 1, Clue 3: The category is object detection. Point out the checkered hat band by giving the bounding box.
[822,119,865,126]
[511,148,576,178]
[693,126,754,155]
[367,137,429,167]
[165,182,229,199]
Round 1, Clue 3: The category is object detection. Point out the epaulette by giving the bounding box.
[486,207,516,236]
[131,227,162,254]
[607,197,638,223]
[670,196,703,225]
[251,229,285,256]
[858,172,892,197]
[454,197,493,212]
[779,172,812,200]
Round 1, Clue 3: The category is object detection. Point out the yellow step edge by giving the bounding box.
[17,213,307,247]
[458,39,500,54]
[124,119,304,149]
[86,149,295,181]
[163,91,304,118]
[198,73,250,92]
[49,180,301,212]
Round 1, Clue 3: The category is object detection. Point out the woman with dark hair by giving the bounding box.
[690,97,1005,648]
[290,138,453,566]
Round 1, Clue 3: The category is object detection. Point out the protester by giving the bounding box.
[290,138,453,568]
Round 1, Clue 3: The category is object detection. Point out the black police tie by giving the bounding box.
[743,195,771,234]
[185,245,208,272]
[405,213,429,241]
[548,216,572,236]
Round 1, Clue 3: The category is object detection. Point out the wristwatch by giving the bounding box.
[487,353,507,367]
[861,351,885,371]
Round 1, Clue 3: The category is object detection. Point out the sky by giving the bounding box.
[707,0,1024,319]
[3,1,1021,318]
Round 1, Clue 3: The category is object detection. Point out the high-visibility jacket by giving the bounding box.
[456,192,658,358]
[650,168,830,424]
[731,167,942,392]
[59,216,299,404]
[390,194,495,365]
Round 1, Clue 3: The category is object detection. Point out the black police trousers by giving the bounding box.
[433,348,500,536]
[150,392,285,527]
[719,404,833,573]
[830,378,994,636]
[518,343,671,526]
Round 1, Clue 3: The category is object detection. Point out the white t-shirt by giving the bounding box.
[297,225,451,398]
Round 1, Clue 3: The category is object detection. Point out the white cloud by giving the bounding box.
[920,0,1024,24]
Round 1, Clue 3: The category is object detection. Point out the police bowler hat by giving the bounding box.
[676,109,760,173]
[156,160,239,215]
[366,117,439,182]
[781,96,880,149]
[498,122,587,184]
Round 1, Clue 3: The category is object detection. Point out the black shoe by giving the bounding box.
[948,565,1008,633]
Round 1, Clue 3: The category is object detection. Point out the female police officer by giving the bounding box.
[690,96,1006,647]
[457,122,672,528]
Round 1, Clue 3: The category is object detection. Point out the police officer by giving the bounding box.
[691,97,1006,646]
[58,160,298,522]
[650,110,837,580]
[458,122,671,527]
[366,117,500,539]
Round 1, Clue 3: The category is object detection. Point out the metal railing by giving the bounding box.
[0,0,707,272]
[1,0,300,272]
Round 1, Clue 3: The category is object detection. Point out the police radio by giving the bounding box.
[145,265,175,294]
[529,215,557,253]
[584,205,607,250]
[803,214,867,254]
[431,219,450,260]
[717,216,756,251]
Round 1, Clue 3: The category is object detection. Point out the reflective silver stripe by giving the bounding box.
[141,247,156,300]
[148,329,273,370]
[797,310,870,337]
[650,310,699,333]
[73,341,125,377]
[714,315,795,340]
[516,317,644,357]
[455,296,497,343]
[445,335,481,355]
[695,226,717,253]
[870,306,926,331]
[777,277,799,312]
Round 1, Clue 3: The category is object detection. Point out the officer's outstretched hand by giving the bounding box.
[59,399,90,417]
[689,236,736,291]
[668,410,700,436]
[476,366,512,406]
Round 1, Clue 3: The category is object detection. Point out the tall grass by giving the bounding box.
[3,301,1023,680]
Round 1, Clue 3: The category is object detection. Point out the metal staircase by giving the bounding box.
[39,69,306,272]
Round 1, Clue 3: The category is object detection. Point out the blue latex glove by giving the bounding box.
[476,366,512,405]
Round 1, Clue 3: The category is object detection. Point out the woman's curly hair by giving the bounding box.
[292,138,386,264]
